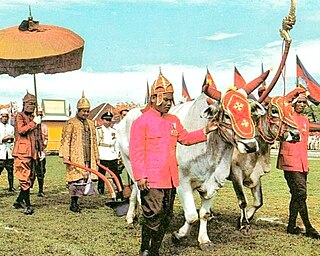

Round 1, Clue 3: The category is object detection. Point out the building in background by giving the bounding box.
[41,99,70,154]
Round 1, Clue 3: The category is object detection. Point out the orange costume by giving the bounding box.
[277,111,309,172]
[13,111,43,190]
[12,92,43,215]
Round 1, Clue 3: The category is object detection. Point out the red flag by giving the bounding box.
[144,80,150,104]
[234,66,246,88]
[234,66,256,100]
[297,55,320,105]
[182,73,192,102]
[202,67,217,90]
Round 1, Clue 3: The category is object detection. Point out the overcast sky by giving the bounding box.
[0,0,319,113]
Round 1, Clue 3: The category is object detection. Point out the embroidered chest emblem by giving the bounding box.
[171,123,178,136]
[302,124,307,132]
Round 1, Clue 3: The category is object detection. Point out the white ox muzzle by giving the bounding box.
[236,138,259,153]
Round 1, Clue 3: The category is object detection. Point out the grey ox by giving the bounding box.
[229,95,300,235]
[117,71,269,249]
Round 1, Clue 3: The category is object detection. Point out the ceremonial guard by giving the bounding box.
[12,92,44,215]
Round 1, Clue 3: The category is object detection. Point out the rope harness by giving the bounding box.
[214,107,238,147]
[258,114,284,144]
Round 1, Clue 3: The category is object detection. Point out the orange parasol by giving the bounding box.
[0,8,84,109]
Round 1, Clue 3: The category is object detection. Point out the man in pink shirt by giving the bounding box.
[277,87,320,239]
[129,71,216,256]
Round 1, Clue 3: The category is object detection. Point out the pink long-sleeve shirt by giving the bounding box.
[129,108,207,189]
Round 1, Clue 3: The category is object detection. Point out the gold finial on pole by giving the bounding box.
[280,0,296,43]
[28,5,33,20]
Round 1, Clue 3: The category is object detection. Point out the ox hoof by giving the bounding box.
[199,242,214,251]
[171,232,181,244]
[240,225,252,236]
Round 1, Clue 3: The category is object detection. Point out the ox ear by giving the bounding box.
[200,104,219,120]
[206,98,216,106]
[249,100,266,118]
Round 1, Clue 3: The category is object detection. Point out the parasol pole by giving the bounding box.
[33,73,39,115]
[33,73,43,159]
[30,6,38,115]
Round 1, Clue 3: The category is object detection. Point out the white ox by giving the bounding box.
[169,95,265,249]
[229,96,300,234]
[117,72,269,249]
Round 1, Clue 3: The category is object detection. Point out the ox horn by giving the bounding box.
[242,70,270,95]
[202,84,221,101]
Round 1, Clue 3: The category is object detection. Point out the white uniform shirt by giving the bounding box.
[96,125,119,160]
[0,122,14,159]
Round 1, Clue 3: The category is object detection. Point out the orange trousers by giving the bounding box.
[14,157,34,190]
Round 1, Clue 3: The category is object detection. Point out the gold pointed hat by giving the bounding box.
[151,69,174,105]
[77,91,91,109]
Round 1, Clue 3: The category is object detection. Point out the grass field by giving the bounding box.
[0,155,320,256]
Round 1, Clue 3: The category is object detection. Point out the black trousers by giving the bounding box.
[36,158,46,180]
[140,188,176,254]
[284,171,312,229]
[0,158,14,188]
[98,159,123,194]
[30,158,46,188]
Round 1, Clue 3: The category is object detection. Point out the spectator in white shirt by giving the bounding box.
[0,109,15,192]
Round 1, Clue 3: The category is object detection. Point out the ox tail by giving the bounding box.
[67,161,116,199]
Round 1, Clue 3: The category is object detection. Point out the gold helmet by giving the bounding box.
[77,91,91,109]
[151,69,174,105]
[23,92,36,103]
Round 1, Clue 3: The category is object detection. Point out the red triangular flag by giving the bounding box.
[182,73,192,102]
[297,55,320,105]
[234,66,246,88]
[202,67,217,90]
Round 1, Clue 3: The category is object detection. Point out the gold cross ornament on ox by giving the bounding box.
[270,96,297,128]
[222,90,255,138]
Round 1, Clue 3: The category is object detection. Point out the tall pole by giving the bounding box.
[33,73,38,115]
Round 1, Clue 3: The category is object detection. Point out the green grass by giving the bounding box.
[0,156,320,256]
